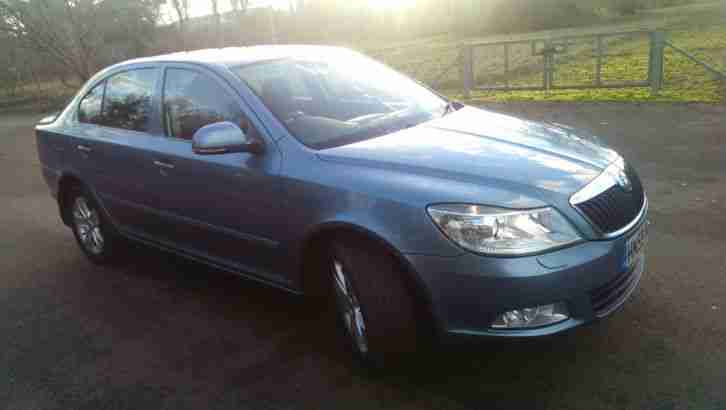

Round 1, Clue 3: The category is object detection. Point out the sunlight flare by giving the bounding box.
[365,0,417,10]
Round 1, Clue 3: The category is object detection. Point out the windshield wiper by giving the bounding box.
[358,107,415,126]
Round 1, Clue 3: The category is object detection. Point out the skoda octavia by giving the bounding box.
[35,46,647,363]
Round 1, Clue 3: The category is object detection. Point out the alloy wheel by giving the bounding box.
[331,259,368,354]
[72,196,104,255]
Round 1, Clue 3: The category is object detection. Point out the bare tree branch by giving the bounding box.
[0,0,160,83]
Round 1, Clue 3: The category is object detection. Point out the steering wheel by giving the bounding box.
[284,110,306,123]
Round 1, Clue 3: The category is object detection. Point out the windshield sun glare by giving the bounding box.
[233,52,448,149]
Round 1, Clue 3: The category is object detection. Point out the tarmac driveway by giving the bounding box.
[1,103,725,410]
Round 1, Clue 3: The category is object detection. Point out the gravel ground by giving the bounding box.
[0,103,725,410]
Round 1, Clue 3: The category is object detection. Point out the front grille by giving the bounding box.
[589,261,642,317]
[576,166,644,234]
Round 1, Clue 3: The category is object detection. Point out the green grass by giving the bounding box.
[369,1,726,103]
[454,26,726,103]
[3,2,724,107]
[0,79,76,112]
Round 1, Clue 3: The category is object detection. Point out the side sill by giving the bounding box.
[118,228,302,296]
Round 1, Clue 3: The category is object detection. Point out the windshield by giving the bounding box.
[232,52,448,149]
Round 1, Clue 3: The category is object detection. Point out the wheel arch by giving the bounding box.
[297,221,443,335]
[56,173,110,228]
[57,173,86,226]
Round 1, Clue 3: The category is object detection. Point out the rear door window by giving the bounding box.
[100,69,158,132]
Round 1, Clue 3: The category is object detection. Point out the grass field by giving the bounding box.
[1,2,724,109]
[368,1,726,103]
[0,79,76,112]
[460,25,726,103]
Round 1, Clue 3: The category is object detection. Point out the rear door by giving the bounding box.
[72,67,165,236]
[65,80,106,192]
[146,65,286,283]
[95,68,166,235]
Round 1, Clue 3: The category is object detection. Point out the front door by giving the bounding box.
[147,66,286,284]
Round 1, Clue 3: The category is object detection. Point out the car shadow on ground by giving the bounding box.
[84,240,663,407]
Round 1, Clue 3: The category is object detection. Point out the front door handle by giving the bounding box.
[153,160,175,169]
[76,144,92,153]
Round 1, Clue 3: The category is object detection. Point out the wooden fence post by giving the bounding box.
[649,31,666,95]
[543,40,553,91]
[595,36,603,87]
[461,45,474,98]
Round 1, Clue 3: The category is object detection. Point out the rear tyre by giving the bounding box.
[329,237,421,366]
[66,185,121,265]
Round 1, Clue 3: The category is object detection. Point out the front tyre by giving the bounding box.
[330,238,420,365]
[67,186,120,264]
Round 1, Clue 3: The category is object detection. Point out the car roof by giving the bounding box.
[115,45,356,69]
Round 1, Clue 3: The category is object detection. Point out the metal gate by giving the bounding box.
[460,30,667,96]
[367,28,725,98]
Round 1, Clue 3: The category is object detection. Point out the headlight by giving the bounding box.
[427,204,581,255]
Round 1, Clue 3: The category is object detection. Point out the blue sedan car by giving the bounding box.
[35,46,647,364]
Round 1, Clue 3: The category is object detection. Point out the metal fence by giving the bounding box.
[368,28,725,98]
[461,31,657,94]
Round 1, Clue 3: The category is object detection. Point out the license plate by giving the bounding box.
[625,222,648,271]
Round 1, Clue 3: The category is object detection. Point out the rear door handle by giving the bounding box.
[76,144,92,153]
[153,160,175,169]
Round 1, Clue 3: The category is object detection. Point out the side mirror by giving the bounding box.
[192,121,264,155]
[38,111,61,125]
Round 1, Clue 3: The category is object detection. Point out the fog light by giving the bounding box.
[491,302,569,329]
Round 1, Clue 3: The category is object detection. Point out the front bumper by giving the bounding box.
[405,214,647,338]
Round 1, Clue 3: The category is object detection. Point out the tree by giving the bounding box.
[290,0,304,14]
[209,0,221,46]
[101,0,162,58]
[229,0,248,17]
[0,0,104,83]
[169,0,189,33]
[228,0,248,43]
[0,0,160,83]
